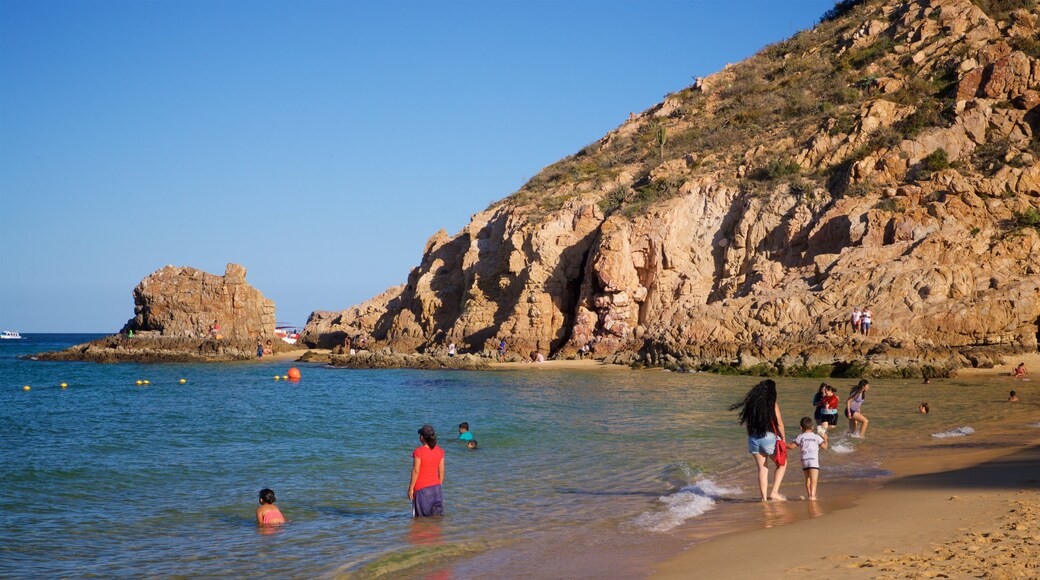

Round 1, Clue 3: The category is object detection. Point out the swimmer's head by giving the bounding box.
[259,488,276,505]
[799,417,814,431]
[467,440,478,449]
[458,422,469,433]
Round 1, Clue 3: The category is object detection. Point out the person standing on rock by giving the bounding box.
[256,340,263,360]
[497,339,507,361]
[730,379,787,501]
[447,342,456,358]
[850,307,862,335]
[860,308,873,336]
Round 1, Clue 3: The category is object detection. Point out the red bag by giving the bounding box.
[771,422,787,466]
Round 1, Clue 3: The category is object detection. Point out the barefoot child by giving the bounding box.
[256,488,286,525]
[788,417,827,500]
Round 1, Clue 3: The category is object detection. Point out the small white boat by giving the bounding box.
[1,330,22,339]
[274,324,300,345]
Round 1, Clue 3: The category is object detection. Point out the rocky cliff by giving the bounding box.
[37,263,281,362]
[121,263,277,341]
[301,0,1040,375]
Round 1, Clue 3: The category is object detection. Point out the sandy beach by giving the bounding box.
[654,367,1040,579]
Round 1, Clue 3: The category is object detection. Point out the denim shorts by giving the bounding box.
[748,432,777,455]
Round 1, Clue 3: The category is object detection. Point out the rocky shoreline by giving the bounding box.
[32,333,1032,379]
[30,335,292,364]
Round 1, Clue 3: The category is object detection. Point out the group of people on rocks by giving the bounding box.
[255,339,274,359]
[731,378,871,502]
[849,307,873,336]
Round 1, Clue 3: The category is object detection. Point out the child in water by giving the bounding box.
[787,417,828,501]
[919,402,930,414]
[256,488,286,525]
[458,422,474,442]
[466,439,478,450]
[1008,391,1019,402]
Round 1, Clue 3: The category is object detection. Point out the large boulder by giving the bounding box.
[122,263,276,341]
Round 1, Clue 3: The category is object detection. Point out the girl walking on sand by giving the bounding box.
[730,379,787,501]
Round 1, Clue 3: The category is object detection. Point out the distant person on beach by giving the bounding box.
[919,402,930,414]
[497,339,507,361]
[447,342,456,358]
[1008,391,1019,402]
[210,320,220,339]
[1013,363,1026,378]
[851,307,861,335]
[846,379,871,437]
[256,488,286,525]
[458,422,473,442]
[256,340,263,360]
[787,416,827,501]
[408,424,445,517]
[820,385,840,429]
[729,379,787,501]
[577,343,589,359]
[264,339,273,355]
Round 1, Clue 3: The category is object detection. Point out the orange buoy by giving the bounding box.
[287,367,301,381]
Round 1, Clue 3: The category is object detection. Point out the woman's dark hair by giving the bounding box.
[418,424,437,449]
[729,379,778,438]
[850,379,869,400]
[259,488,276,504]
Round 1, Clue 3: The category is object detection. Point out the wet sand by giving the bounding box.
[488,358,627,371]
[654,368,1040,579]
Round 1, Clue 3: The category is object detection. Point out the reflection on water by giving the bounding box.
[407,519,445,547]
[761,500,797,529]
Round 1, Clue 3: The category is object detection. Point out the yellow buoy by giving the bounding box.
[143,380,150,385]
[179,378,186,384]
[274,375,281,381]
[60,383,68,389]
[136,380,143,385]
[282,375,288,380]
[23,385,31,391]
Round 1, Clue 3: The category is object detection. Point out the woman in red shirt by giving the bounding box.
[408,424,445,517]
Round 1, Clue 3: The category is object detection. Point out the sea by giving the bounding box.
[2,334,1037,578]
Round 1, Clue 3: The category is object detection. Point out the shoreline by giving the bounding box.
[653,411,1040,577]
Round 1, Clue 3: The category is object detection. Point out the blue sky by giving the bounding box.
[1,0,836,333]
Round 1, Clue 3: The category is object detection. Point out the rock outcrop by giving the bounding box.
[37,263,283,362]
[303,0,1040,376]
[122,263,277,340]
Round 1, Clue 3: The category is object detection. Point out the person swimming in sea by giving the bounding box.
[256,488,286,525]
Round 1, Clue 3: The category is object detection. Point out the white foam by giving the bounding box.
[1028,422,1040,429]
[829,441,854,454]
[632,479,740,532]
[932,426,975,439]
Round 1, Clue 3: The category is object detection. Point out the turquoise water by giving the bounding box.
[3,335,1038,578]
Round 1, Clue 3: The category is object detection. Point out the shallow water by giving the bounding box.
[2,335,1038,578]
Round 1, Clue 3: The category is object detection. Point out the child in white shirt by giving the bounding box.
[788,416,828,500]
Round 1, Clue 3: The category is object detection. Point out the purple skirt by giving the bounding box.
[412,484,444,517]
